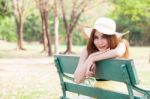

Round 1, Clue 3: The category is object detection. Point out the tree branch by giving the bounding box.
[60,0,68,33]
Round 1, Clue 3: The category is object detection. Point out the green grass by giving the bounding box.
[0,42,47,58]
[129,46,150,59]
[0,88,56,99]
[0,42,150,98]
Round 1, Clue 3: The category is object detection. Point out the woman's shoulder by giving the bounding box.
[120,39,129,47]
[81,47,88,54]
[80,47,88,57]
[120,39,129,43]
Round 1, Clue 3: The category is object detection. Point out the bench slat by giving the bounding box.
[64,82,144,99]
[56,55,79,74]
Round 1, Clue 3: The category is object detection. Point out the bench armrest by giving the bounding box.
[132,85,150,97]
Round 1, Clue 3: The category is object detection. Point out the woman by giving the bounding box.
[74,17,129,84]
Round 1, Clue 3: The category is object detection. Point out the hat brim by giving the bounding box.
[82,27,129,39]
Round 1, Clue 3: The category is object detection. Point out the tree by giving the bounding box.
[36,0,52,56]
[12,0,32,50]
[109,0,150,45]
[54,0,59,54]
[60,0,90,53]
[0,0,11,17]
[60,0,106,53]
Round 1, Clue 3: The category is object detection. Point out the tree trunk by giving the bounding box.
[41,14,48,52]
[44,11,52,56]
[60,0,87,54]
[54,0,59,54]
[19,17,24,49]
[12,0,29,50]
[16,17,25,50]
[65,32,72,54]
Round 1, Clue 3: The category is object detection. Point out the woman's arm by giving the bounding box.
[89,48,110,59]
[90,42,126,62]
[74,42,126,83]
[74,48,91,84]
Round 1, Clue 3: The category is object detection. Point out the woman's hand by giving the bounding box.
[85,48,110,78]
[85,62,96,78]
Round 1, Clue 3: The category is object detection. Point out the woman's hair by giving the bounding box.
[121,39,129,58]
[87,29,129,58]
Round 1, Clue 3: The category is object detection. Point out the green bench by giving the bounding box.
[54,55,150,99]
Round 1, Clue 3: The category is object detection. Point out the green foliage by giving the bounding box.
[0,16,17,41]
[0,0,12,17]
[56,19,67,45]
[109,0,150,45]
[73,29,87,45]
[24,13,42,42]
[1,0,150,46]
[54,18,87,45]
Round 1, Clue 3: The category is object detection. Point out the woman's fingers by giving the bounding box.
[85,63,96,78]
[86,71,93,78]
[90,63,96,72]
[92,63,96,75]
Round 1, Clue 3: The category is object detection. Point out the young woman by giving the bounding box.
[74,17,129,84]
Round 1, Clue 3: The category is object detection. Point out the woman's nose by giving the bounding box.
[98,39,103,45]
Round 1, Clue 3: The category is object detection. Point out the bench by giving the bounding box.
[54,55,150,99]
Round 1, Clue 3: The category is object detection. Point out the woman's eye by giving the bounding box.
[102,35,107,38]
[101,36,104,39]
[94,36,98,39]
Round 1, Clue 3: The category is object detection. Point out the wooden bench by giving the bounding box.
[54,55,150,99]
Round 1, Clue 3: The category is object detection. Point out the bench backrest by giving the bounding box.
[54,55,149,99]
[55,55,139,84]
[95,58,139,84]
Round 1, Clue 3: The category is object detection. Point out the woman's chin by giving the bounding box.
[98,48,107,52]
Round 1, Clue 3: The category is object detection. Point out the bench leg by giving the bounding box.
[60,96,64,99]
[60,96,69,99]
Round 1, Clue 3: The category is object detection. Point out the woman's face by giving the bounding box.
[93,30,109,51]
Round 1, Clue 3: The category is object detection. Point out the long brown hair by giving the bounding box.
[87,29,129,58]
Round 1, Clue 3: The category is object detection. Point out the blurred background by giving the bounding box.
[0,0,150,99]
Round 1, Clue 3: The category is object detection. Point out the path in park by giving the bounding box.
[0,57,62,99]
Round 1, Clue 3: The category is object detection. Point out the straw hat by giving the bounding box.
[81,17,129,39]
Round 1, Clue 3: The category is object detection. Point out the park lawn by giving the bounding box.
[0,42,47,58]
[0,42,149,99]
[129,47,150,87]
